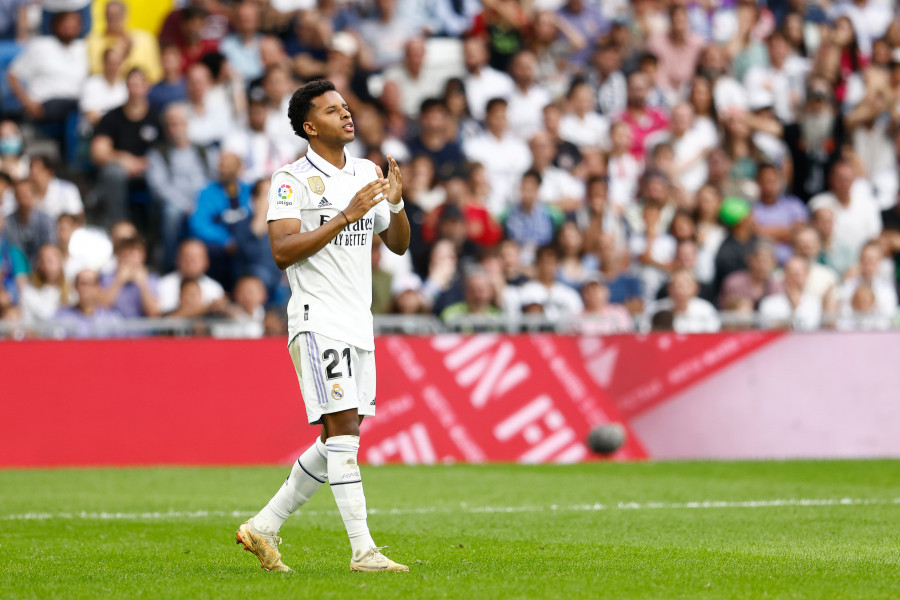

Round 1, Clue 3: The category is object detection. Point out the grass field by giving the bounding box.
[1,460,898,599]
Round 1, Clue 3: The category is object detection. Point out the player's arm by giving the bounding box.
[377,156,410,255]
[269,178,390,269]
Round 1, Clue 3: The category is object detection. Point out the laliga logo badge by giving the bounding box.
[277,184,293,200]
[331,383,344,401]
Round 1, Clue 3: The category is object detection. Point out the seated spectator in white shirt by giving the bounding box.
[28,154,84,220]
[462,35,514,121]
[19,244,72,322]
[506,50,551,141]
[80,45,129,129]
[462,97,531,215]
[559,79,610,151]
[759,256,822,330]
[808,160,882,276]
[516,244,583,320]
[647,103,716,194]
[8,11,88,126]
[629,202,676,303]
[839,240,897,322]
[791,225,838,317]
[157,239,226,314]
[382,37,448,119]
[185,62,234,150]
[528,130,585,214]
[606,121,641,213]
[836,283,893,331]
[591,41,627,117]
[646,268,720,333]
[223,92,295,185]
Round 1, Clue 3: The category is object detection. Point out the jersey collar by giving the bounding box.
[305,145,355,178]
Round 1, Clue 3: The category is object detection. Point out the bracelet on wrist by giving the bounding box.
[389,199,405,213]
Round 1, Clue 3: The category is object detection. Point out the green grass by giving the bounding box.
[1,461,899,599]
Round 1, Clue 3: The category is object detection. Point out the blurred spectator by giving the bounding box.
[188,152,252,289]
[836,283,892,331]
[528,130,584,213]
[371,238,393,315]
[89,68,160,227]
[357,0,423,70]
[503,170,563,259]
[516,244,583,319]
[20,244,71,322]
[212,275,267,338]
[573,277,632,335]
[422,239,462,316]
[719,239,783,310]
[808,160,882,276]
[759,255,821,330]
[792,225,839,318]
[839,241,897,322]
[347,102,410,166]
[787,77,843,200]
[650,103,716,194]
[440,266,502,321]
[443,77,481,142]
[55,269,122,338]
[506,50,551,141]
[80,46,128,129]
[165,276,209,319]
[285,10,331,80]
[184,62,234,150]
[0,120,27,181]
[541,103,583,174]
[646,4,703,97]
[6,179,55,263]
[619,71,669,160]
[161,5,220,73]
[147,102,216,270]
[629,202,676,303]
[590,41,626,117]
[559,78,609,151]
[98,235,160,319]
[429,203,479,265]
[87,1,162,84]
[233,179,285,306]
[149,45,189,110]
[157,239,226,314]
[743,31,808,125]
[752,163,808,265]
[556,221,592,290]
[606,122,640,212]
[462,35,514,121]
[657,238,716,303]
[383,38,447,119]
[555,0,607,69]
[8,11,87,130]
[714,196,757,295]
[406,99,466,182]
[0,210,28,310]
[423,173,502,250]
[594,232,642,314]
[390,270,430,315]
[463,97,531,214]
[647,268,720,334]
[29,154,84,220]
[220,1,263,82]
[223,93,294,185]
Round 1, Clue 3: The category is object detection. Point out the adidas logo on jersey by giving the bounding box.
[318,197,332,208]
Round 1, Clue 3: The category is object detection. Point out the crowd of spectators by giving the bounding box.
[2,0,900,337]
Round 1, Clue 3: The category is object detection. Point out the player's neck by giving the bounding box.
[310,141,346,170]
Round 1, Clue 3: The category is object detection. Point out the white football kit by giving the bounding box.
[267,146,391,424]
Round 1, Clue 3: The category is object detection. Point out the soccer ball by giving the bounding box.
[586,423,626,455]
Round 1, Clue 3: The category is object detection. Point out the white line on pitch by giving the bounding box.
[2,497,897,522]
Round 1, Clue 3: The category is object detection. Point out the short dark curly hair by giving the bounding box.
[288,79,336,140]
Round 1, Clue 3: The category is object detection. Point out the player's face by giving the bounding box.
[309,90,354,144]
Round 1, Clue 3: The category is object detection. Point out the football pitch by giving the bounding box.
[2,460,898,599]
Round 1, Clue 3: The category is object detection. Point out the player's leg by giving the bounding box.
[236,336,328,572]
[321,345,407,572]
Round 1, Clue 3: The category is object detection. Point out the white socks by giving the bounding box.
[326,435,375,559]
[254,438,328,534]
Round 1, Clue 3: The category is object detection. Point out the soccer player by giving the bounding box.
[236,80,410,573]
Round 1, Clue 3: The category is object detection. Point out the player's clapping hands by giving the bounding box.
[344,178,389,223]
[376,156,403,205]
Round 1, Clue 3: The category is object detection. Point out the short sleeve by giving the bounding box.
[93,110,118,140]
[373,195,391,234]
[267,171,308,222]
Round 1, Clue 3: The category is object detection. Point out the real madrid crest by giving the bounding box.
[308,176,325,195]
[331,383,344,401]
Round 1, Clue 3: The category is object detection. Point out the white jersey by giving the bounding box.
[266,146,390,351]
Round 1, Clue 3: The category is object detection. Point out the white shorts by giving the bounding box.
[288,332,377,425]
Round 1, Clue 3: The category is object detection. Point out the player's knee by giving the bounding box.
[323,410,361,438]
